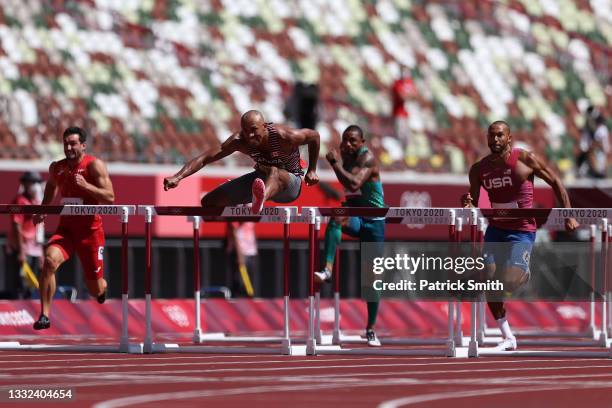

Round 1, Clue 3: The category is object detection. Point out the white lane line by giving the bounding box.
[0,352,100,358]
[5,370,612,386]
[378,386,569,408]
[0,365,612,379]
[0,356,431,365]
[0,369,610,408]
[1,357,609,373]
[2,366,612,389]
[376,379,612,408]
[91,376,612,408]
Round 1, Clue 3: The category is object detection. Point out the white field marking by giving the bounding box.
[2,370,612,389]
[93,376,612,408]
[0,355,427,365]
[3,365,612,387]
[0,352,101,358]
[1,373,612,396]
[7,376,612,398]
[377,382,612,408]
[0,357,609,373]
[0,372,611,408]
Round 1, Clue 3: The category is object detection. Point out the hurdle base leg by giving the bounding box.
[445,340,455,357]
[477,329,485,346]
[585,323,598,340]
[332,329,341,345]
[598,330,609,347]
[306,339,317,356]
[119,336,132,353]
[193,329,203,343]
[143,337,161,354]
[468,339,478,357]
[281,338,292,355]
[127,343,144,354]
[454,330,464,347]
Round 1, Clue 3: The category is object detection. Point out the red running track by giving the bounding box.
[1,350,612,408]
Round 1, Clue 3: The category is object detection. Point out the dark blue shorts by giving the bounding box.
[483,226,535,272]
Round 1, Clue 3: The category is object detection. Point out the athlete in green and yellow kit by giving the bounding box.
[314,125,385,346]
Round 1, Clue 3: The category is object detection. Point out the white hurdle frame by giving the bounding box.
[0,204,141,354]
[481,224,601,343]
[471,208,612,357]
[480,222,610,349]
[305,207,460,357]
[138,205,301,355]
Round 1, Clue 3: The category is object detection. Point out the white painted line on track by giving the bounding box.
[3,370,612,388]
[0,357,610,373]
[0,352,102,358]
[0,367,610,408]
[376,382,611,408]
[0,356,432,365]
[90,376,612,408]
[2,364,612,384]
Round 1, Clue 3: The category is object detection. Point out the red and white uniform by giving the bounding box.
[479,148,536,232]
[48,155,105,280]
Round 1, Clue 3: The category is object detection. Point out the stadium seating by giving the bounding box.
[0,0,608,177]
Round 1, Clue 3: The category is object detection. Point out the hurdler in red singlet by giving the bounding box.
[33,126,115,330]
[49,154,105,279]
[462,121,578,351]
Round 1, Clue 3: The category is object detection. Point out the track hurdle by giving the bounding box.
[303,207,462,357]
[137,205,301,355]
[0,204,141,353]
[468,207,612,357]
[480,224,604,346]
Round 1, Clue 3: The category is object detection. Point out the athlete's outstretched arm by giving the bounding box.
[520,151,578,231]
[461,162,481,208]
[75,159,115,204]
[164,134,240,190]
[327,150,374,192]
[282,127,320,185]
[33,162,59,224]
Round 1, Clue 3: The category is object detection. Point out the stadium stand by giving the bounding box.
[0,0,608,177]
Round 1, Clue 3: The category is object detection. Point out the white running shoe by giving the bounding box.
[314,268,332,283]
[494,336,517,351]
[251,178,265,215]
[366,329,381,347]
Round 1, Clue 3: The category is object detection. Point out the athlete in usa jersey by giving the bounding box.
[32,127,115,330]
[462,121,578,350]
